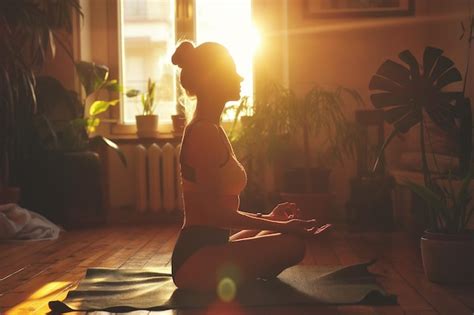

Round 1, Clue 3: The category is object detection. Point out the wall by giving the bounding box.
[254,0,473,221]
[42,0,474,226]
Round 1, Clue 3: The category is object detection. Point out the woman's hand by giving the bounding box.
[269,202,301,221]
[282,219,332,238]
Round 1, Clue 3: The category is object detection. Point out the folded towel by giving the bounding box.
[0,203,62,241]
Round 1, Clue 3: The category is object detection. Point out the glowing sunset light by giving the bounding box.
[196,0,259,116]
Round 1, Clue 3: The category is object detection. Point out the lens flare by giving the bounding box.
[217,277,237,302]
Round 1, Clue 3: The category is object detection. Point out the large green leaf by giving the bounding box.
[104,80,122,93]
[89,100,119,116]
[369,75,404,93]
[423,47,443,78]
[435,67,462,89]
[370,92,410,108]
[430,56,454,82]
[376,60,411,86]
[399,50,420,79]
[126,89,140,97]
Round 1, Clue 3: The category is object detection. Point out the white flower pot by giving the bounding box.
[136,115,158,138]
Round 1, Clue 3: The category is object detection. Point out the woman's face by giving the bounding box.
[218,58,244,102]
[194,45,244,103]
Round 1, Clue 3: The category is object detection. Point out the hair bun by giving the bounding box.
[172,41,195,69]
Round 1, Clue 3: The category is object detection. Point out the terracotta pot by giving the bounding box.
[136,115,158,138]
[421,229,474,283]
[171,114,186,134]
[280,192,332,222]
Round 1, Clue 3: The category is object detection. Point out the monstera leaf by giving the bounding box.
[369,46,464,171]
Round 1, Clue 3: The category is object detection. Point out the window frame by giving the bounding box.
[84,0,258,137]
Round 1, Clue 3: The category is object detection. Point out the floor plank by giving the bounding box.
[362,233,473,315]
[0,223,472,315]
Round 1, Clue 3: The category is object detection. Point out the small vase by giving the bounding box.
[136,115,158,138]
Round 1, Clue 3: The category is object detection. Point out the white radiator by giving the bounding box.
[133,143,184,213]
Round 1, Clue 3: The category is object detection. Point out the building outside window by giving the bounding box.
[119,0,257,125]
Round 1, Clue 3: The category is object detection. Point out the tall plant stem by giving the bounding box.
[420,114,435,228]
[302,118,312,193]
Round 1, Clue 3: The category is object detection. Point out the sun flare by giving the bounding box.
[196,0,260,115]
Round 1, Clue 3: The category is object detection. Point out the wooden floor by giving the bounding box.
[1,223,473,315]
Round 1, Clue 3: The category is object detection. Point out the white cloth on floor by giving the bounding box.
[0,203,62,241]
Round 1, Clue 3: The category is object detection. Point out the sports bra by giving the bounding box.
[179,120,247,195]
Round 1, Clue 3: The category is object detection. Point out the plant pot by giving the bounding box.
[0,186,21,204]
[20,151,104,228]
[282,168,331,193]
[136,115,158,138]
[420,229,474,283]
[280,192,333,222]
[171,114,186,134]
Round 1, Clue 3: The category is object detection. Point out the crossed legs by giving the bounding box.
[173,232,306,291]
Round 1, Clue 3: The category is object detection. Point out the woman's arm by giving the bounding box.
[205,207,320,237]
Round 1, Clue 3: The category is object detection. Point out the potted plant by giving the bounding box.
[126,78,159,137]
[368,45,473,283]
[20,61,126,227]
[231,83,363,219]
[405,171,474,283]
[278,85,363,221]
[0,0,82,204]
[171,101,187,135]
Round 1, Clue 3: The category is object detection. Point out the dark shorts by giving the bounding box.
[171,225,229,277]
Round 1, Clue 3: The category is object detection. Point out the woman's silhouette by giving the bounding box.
[171,41,331,292]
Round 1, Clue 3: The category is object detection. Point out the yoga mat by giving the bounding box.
[49,259,397,313]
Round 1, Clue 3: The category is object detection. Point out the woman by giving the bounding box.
[171,41,331,292]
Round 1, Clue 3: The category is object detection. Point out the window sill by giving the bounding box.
[106,122,182,145]
[111,121,175,135]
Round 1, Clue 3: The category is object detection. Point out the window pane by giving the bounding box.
[196,0,256,120]
[120,0,176,124]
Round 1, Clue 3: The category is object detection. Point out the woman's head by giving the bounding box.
[171,41,243,102]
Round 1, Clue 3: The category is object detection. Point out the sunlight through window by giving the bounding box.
[120,0,258,125]
[196,0,259,120]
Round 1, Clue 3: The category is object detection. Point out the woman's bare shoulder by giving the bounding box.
[183,121,227,167]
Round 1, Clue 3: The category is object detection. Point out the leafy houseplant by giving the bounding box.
[0,0,82,201]
[369,46,473,283]
[20,61,126,228]
[232,83,362,219]
[32,61,126,165]
[279,86,363,221]
[126,78,159,137]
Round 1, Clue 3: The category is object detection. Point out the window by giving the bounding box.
[119,0,259,126]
